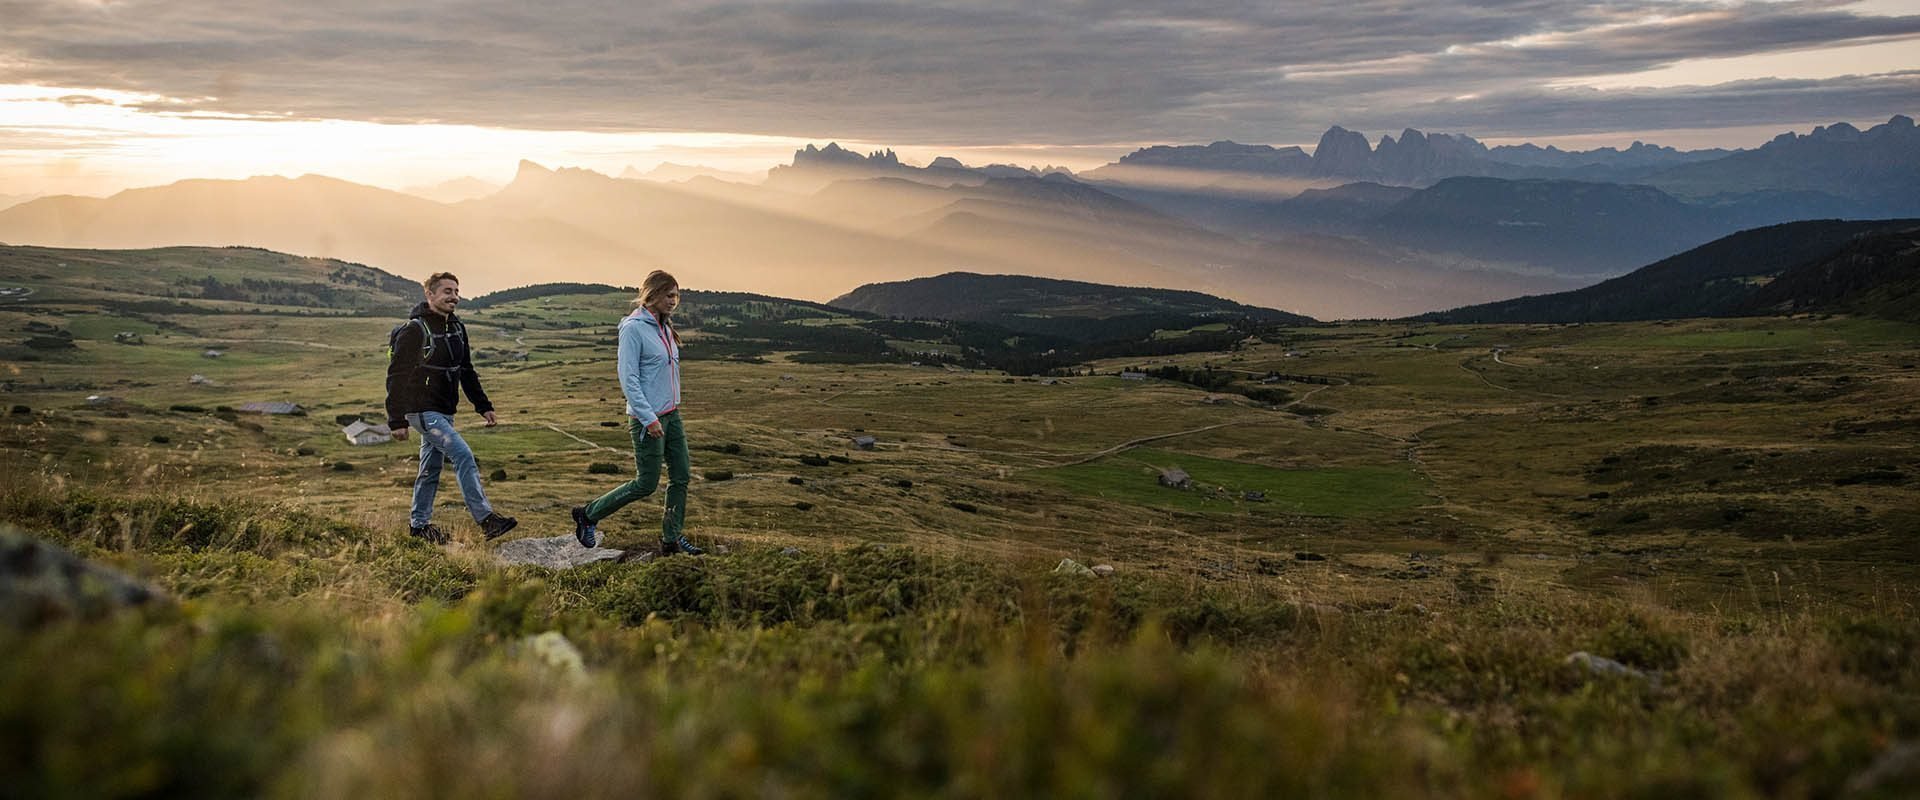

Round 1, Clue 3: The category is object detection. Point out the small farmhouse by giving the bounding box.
[342,420,393,445]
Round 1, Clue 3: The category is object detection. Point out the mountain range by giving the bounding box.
[1,115,1913,319]
[1085,116,1916,200]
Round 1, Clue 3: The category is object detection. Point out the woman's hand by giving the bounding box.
[646,420,664,438]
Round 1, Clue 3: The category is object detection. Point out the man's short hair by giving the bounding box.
[424,272,460,292]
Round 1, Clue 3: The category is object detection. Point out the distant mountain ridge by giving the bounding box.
[766,143,1073,192]
[1085,116,1915,203]
[1088,125,1735,187]
[1417,219,1920,324]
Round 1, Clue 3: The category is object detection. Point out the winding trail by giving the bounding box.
[544,423,623,453]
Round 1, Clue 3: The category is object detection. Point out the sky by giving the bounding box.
[1,0,1917,197]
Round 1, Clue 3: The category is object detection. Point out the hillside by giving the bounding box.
[1371,178,1722,275]
[1748,225,1920,322]
[1419,219,1920,323]
[0,244,420,314]
[831,271,1314,332]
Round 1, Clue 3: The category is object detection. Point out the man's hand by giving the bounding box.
[646,420,664,438]
[483,411,498,427]
[392,427,409,441]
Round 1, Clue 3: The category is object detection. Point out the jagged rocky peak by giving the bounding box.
[509,160,609,185]
[792,142,902,168]
[1312,126,1374,175]
[514,159,553,180]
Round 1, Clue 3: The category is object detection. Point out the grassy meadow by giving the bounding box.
[3,255,1919,797]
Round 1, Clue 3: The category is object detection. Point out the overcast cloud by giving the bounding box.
[1,0,1917,146]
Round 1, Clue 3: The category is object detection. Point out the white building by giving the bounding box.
[342,420,393,445]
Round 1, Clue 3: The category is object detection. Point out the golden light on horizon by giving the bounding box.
[0,84,843,196]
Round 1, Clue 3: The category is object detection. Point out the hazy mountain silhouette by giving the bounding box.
[764,143,1071,194]
[1369,177,1900,276]
[0,174,648,291]
[1417,219,1920,323]
[401,176,500,204]
[621,162,765,184]
[469,160,1014,299]
[1269,182,1417,233]
[0,193,40,213]
[0,156,1597,319]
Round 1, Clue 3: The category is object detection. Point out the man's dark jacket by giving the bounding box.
[385,302,492,431]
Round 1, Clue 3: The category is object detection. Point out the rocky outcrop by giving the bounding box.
[1,527,165,627]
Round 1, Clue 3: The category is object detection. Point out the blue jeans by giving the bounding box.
[407,411,493,527]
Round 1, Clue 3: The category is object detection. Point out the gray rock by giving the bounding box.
[1847,741,1920,796]
[1564,651,1652,682]
[1090,564,1115,577]
[780,546,803,557]
[1052,558,1096,577]
[495,534,624,569]
[1,526,165,627]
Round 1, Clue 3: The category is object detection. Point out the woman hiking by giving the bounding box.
[571,270,702,556]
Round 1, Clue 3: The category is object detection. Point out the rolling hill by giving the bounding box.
[829,271,1314,342]
[0,243,421,314]
[1417,219,1920,324]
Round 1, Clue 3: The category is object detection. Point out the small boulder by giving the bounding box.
[495,534,624,569]
[1052,558,1096,577]
[1564,651,1652,683]
[1090,564,1115,577]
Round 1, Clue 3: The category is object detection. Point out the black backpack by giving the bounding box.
[387,318,465,380]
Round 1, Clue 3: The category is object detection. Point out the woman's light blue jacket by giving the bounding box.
[617,307,680,426]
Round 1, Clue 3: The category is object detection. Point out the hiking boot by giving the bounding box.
[660,535,705,556]
[480,512,519,540]
[571,506,599,548]
[409,523,449,545]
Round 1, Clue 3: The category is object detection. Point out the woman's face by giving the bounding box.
[650,286,681,315]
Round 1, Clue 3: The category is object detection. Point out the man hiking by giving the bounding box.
[386,271,517,544]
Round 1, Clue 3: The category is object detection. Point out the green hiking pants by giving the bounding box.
[583,410,688,542]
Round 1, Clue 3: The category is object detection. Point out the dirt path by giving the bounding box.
[544,424,624,453]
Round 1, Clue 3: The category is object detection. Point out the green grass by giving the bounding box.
[3,485,1916,798]
[6,251,1920,797]
[1032,447,1427,517]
